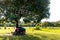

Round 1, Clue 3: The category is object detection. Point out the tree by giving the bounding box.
[41,21,54,27]
[0,0,50,28]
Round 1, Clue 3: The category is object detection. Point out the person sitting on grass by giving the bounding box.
[13,27,25,35]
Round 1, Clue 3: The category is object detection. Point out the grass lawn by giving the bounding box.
[0,27,60,40]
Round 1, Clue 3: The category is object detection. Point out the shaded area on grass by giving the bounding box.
[0,34,41,40]
[0,31,60,40]
[34,33,60,40]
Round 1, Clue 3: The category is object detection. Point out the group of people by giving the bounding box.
[13,27,25,35]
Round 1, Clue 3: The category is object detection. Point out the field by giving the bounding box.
[0,27,60,40]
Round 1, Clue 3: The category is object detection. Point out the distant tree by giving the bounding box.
[41,21,54,27]
[0,0,50,28]
[54,21,60,27]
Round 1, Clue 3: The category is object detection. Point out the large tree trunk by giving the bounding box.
[15,20,19,28]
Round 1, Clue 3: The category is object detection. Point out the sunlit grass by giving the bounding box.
[41,27,60,34]
[0,27,60,40]
[0,27,15,34]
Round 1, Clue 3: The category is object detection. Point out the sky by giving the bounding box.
[41,0,60,22]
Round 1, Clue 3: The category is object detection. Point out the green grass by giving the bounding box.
[0,27,60,40]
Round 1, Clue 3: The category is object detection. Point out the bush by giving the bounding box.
[35,23,40,30]
[4,27,6,29]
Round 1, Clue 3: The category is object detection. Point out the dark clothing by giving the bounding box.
[14,27,25,35]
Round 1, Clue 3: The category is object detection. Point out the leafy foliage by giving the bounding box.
[0,0,50,23]
[41,21,60,27]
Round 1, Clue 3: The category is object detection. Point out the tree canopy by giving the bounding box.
[0,0,50,23]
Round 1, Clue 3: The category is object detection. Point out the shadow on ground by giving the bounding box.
[34,33,60,40]
[0,34,41,40]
